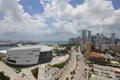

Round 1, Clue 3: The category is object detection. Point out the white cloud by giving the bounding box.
[0,0,120,40]
[42,0,120,35]
[0,0,49,40]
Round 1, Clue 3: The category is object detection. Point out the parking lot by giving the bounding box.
[90,66,120,80]
[90,68,114,80]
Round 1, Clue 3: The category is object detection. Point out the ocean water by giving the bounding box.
[39,41,68,45]
[0,46,16,50]
[0,41,68,50]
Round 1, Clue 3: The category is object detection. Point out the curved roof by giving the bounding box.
[8,44,52,52]
[0,50,7,54]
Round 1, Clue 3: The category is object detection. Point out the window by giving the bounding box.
[35,55,39,57]
[28,53,33,55]
[25,60,31,62]
[32,50,40,52]
[13,57,19,59]
[7,59,16,63]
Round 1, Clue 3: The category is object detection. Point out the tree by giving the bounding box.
[0,71,10,80]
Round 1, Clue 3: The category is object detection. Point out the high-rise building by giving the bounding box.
[86,42,91,53]
[76,36,81,45]
[91,35,96,45]
[100,34,103,45]
[96,33,105,47]
[88,30,91,43]
[69,38,75,44]
[95,33,101,47]
[111,33,116,45]
[81,30,87,45]
[115,37,119,45]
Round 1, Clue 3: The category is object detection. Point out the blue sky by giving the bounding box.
[19,0,120,15]
[0,0,120,41]
[19,0,44,15]
[112,0,120,10]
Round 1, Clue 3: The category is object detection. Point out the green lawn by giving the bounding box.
[51,60,68,68]
[31,67,39,79]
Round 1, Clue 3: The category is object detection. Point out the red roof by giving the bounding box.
[86,52,105,58]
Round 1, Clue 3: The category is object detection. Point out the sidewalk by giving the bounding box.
[0,62,25,80]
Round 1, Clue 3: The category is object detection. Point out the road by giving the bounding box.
[57,46,78,80]
[0,61,31,80]
[58,46,89,80]
[74,46,88,80]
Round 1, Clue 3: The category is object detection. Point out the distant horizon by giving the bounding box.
[0,40,68,42]
[0,30,120,41]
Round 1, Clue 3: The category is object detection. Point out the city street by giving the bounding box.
[58,46,89,80]
[58,46,78,80]
[74,53,85,80]
[0,61,30,80]
[74,46,89,80]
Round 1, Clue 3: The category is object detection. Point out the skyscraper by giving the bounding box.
[76,36,81,45]
[81,30,87,45]
[96,33,101,47]
[88,30,91,43]
[69,38,75,44]
[111,33,116,45]
[100,34,103,45]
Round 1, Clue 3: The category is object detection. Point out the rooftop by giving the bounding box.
[86,52,105,58]
[8,44,52,51]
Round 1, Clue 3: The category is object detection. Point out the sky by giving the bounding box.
[0,0,120,41]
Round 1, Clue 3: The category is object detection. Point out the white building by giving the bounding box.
[6,44,53,66]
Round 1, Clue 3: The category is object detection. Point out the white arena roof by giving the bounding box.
[0,50,7,54]
[8,44,52,51]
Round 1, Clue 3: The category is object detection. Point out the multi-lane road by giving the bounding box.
[58,46,78,80]
[58,46,89,80]
[74,46,88,80]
